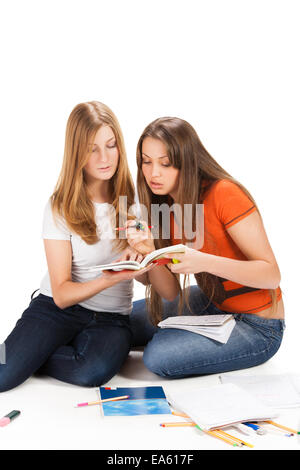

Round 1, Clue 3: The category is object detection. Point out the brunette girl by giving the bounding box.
[128,117,285,378]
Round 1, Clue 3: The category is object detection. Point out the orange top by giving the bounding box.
[171,179,282,314]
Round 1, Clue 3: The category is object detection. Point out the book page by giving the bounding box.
[168,383,277,430]
[159,317,236,343]
[140,244,186,267]
[86,260,141,271]
[158,314,233,326]
[80,243,186,271]
[219,374,300,409]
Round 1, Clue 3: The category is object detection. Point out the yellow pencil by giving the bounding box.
[168,419,239,447]
[160,422,196,427]
[171,410,190,418]
[264,420,299,435]
[211,430,243,447]
[76,395,129,407]
[216,429,254,448]
[170,411,253,448]
[196,426,238,447]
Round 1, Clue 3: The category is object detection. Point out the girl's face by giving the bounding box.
[141,137,180,199]
[83,125,119,183]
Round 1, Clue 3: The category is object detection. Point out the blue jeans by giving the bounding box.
[0,286,285,391]
[0,294,132,392]
[129,285,285,378]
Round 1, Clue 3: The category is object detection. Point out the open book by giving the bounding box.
[167,383,278,431]
[158,314,236,344]
[87,244,186,272]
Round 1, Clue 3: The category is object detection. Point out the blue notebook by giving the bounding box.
[99,386,171,416]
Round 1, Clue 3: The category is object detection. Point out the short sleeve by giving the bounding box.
[214,180,257,229]
[42,199,71,240]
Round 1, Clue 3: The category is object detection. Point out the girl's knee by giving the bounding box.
[65,363,117,387]
[72,373,107,388]
[143,346,173,378]
[0,368,24,393]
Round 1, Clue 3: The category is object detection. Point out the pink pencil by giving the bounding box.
[76,395,129,407]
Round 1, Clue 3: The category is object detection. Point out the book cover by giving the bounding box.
[99,386,172,416]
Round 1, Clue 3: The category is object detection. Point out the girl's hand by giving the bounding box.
[114,246,144,264]
[164,247,209,274]
[125,220,155,255]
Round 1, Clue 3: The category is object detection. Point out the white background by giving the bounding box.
[0,0,299,451]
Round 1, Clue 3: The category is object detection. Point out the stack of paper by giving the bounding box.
[158,314,236,343]
[219,374,300,409]
[167,383,278,431]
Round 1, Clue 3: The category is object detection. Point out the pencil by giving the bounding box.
[160,422,196,427]
[114,225,154,231]
[263,420,299,435]
[216,429,254,448]
[76,395,129,407]
[162,421,252,445]
[211,430,243,447]
[171,410,190,418]
[170,411,253,448]
[195,426,238,447]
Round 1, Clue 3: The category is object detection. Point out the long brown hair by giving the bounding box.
[136,117,277,324]
[51,101,135,251]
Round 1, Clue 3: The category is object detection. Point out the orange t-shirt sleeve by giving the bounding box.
[215,180,257,229]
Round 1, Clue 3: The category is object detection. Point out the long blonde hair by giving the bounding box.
[51,101,135,251]
[136,117,278,324]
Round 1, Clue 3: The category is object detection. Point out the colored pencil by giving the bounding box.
[160,422,196,427]
[170,410,254,447]
[171,410,190,418]
[216,429,254,448]
[164,419,238,447]
[162,421,248,444]
[195,425,238,447]
[211,430,243,447]
[76,395,129,407]
[170,411,253,448]
[263,420,299,435]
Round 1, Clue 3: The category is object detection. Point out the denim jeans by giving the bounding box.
[129,285,285,378]
[0,293,132,392]
[0,286,285,391]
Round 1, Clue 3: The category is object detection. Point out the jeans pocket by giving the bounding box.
[241,314,284,342]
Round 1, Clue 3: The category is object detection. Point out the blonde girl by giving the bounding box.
[0,101,157,391]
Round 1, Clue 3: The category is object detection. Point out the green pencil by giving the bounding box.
[195,425,238,447]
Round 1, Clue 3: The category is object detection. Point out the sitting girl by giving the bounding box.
[0,101,158,391]
[128,116,285,378]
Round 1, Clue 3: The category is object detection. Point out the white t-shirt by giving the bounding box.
[39,199,133,314]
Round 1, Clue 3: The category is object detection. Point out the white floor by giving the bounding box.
[0,280,298,451]
[1,338,300,451]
